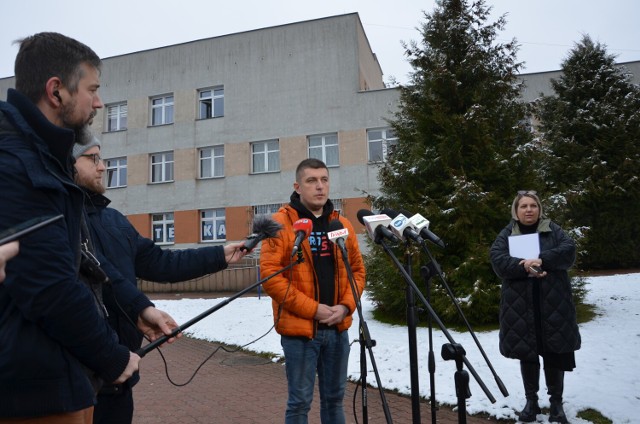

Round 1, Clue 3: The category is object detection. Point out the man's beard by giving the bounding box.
[74,125,93,146]
[76,168,106,195]
[60,99,95,145]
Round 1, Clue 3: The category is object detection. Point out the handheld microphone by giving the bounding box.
[327,219,348,252]
[240,215,283,252]
[356,209,399,244]
[291,218,312,258]
[400,209,446,248]
[383,209,423,244]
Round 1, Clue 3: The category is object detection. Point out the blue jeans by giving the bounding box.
[281,328,350,424]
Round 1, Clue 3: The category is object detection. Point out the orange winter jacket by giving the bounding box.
[260,205,366,338]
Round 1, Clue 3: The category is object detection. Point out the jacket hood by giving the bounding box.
[5,89,76,169]
[289,191,334,220]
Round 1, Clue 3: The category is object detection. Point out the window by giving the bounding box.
[150,152,174,183]
[331,198,343,214]
[105,157,127,188]
[200,209,226,242]
[152,213,174,244]
[368,128,398,162]
[252,204,283,233]
[251,140,279,173]
[253,203,283,217]
[151,95,174,126]
[199,146,224,178]
[106,102,127,132]
[308,133,339,166]
[198,87,224,119]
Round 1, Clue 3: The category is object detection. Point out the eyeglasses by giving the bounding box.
[79,153,102,166]
[517,190,537,196]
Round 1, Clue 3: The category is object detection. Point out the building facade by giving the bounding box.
[96,13,399,248]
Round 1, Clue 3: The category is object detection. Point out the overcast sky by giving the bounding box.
[1,0,639,85]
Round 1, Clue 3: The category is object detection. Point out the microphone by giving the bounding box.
[240,215,283,252]
[291,218,312,258]
[400,208,446,248]
[356,209,399,244]
[327,219,348,253]
[382,209,424,244]
[328,219,362,298]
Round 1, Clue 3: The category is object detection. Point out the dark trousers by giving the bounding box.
[94,385,134,424]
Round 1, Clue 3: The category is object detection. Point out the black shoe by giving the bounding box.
[518,362,541,422]
[545,368,568,423]
[549,400,568,423]
[517,399,541,422]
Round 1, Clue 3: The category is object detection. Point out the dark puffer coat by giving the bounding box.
[490,218,581,362]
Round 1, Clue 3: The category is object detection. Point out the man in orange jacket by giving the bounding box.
[260,158,365,424]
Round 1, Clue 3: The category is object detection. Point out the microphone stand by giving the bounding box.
[420,265,438,423]
[442,343,471,424]
[402,243,422,424]
[136,255,305,357]
[377,238,497,409]
[419,244,509,398]
[335,242,393,424]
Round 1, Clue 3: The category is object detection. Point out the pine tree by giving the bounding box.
[366,0,540,325]
[535,36,640,269]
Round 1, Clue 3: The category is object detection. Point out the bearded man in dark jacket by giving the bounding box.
[73,137,247,424]
[0,32,139,422]
[490,191,580,424]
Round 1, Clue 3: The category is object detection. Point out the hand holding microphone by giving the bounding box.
[240,215,282,252]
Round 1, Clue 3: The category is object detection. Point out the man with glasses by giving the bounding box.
[73,137,247,424]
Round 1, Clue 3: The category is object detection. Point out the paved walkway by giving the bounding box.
[132,332,506,423]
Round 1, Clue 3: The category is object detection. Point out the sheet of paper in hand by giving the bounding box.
[508,233,540,259]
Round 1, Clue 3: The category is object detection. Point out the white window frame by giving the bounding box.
[198,87,224,119]
[251,140,280,174]
[105,157,127,188]
[308,133,339,167]
[199,146,224,178]
[200,209,226,242]
[151,212,174,245]
[367,128,398,162]
[151,94,174,126]
[150,151,174,183]
[106,102,127,132]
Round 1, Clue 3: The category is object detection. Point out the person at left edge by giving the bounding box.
[73,137,247,424]
[0,32,138,422]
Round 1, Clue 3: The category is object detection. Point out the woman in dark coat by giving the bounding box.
[490,191,580,423]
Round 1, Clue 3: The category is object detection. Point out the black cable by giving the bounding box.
[111,281,278,387]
